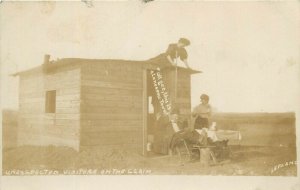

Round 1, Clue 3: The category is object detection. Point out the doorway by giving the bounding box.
[142,68,173,156]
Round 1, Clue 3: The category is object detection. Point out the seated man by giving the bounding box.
[194,122,218,143]
[168,108,208,155]
[195,122,231,160]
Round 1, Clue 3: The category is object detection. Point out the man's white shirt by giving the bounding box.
[171,121,180,132]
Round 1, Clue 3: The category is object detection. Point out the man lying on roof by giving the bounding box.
[149,38,192,69]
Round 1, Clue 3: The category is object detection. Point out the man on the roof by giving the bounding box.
[149,38,191,69]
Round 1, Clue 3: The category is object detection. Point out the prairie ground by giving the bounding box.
[2,110,297,176]
[2,145,297,176]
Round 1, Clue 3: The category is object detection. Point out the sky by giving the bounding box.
[1,1,299,112]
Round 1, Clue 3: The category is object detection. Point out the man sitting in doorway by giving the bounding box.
[168,107,208,155]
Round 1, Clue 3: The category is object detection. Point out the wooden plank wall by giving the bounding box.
[18,66,81,150]
[176,71,191,116]
[80,62,144,152]
[162,69,191,117]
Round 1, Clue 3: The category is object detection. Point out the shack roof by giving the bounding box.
[12,58,201,76]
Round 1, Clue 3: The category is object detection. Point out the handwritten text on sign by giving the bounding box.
[150,68,171,115]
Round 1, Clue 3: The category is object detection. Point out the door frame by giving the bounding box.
[142,69,148,156]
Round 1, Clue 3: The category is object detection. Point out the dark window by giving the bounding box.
[45,90,56,113]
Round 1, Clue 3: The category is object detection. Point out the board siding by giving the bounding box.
[18,67,81,150]
[80,63,144,152]
[17,60,195,153]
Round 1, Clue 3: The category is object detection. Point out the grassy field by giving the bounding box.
[2,109,18,149]
[2,110,297,176]
[212,112,296,146]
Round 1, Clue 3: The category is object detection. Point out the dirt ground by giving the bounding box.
[3,110,296,176]
[2,145,297,176]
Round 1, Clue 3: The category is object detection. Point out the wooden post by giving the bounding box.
[174,51,178,103]
[200,148,211,166]
[142,69,148,156]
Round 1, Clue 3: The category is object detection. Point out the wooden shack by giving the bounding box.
[13,55,200,153]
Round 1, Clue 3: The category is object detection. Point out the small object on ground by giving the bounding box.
[200,148,211,166]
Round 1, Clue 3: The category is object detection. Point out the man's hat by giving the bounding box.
[178,38,191,46]
[200,94,209,101]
